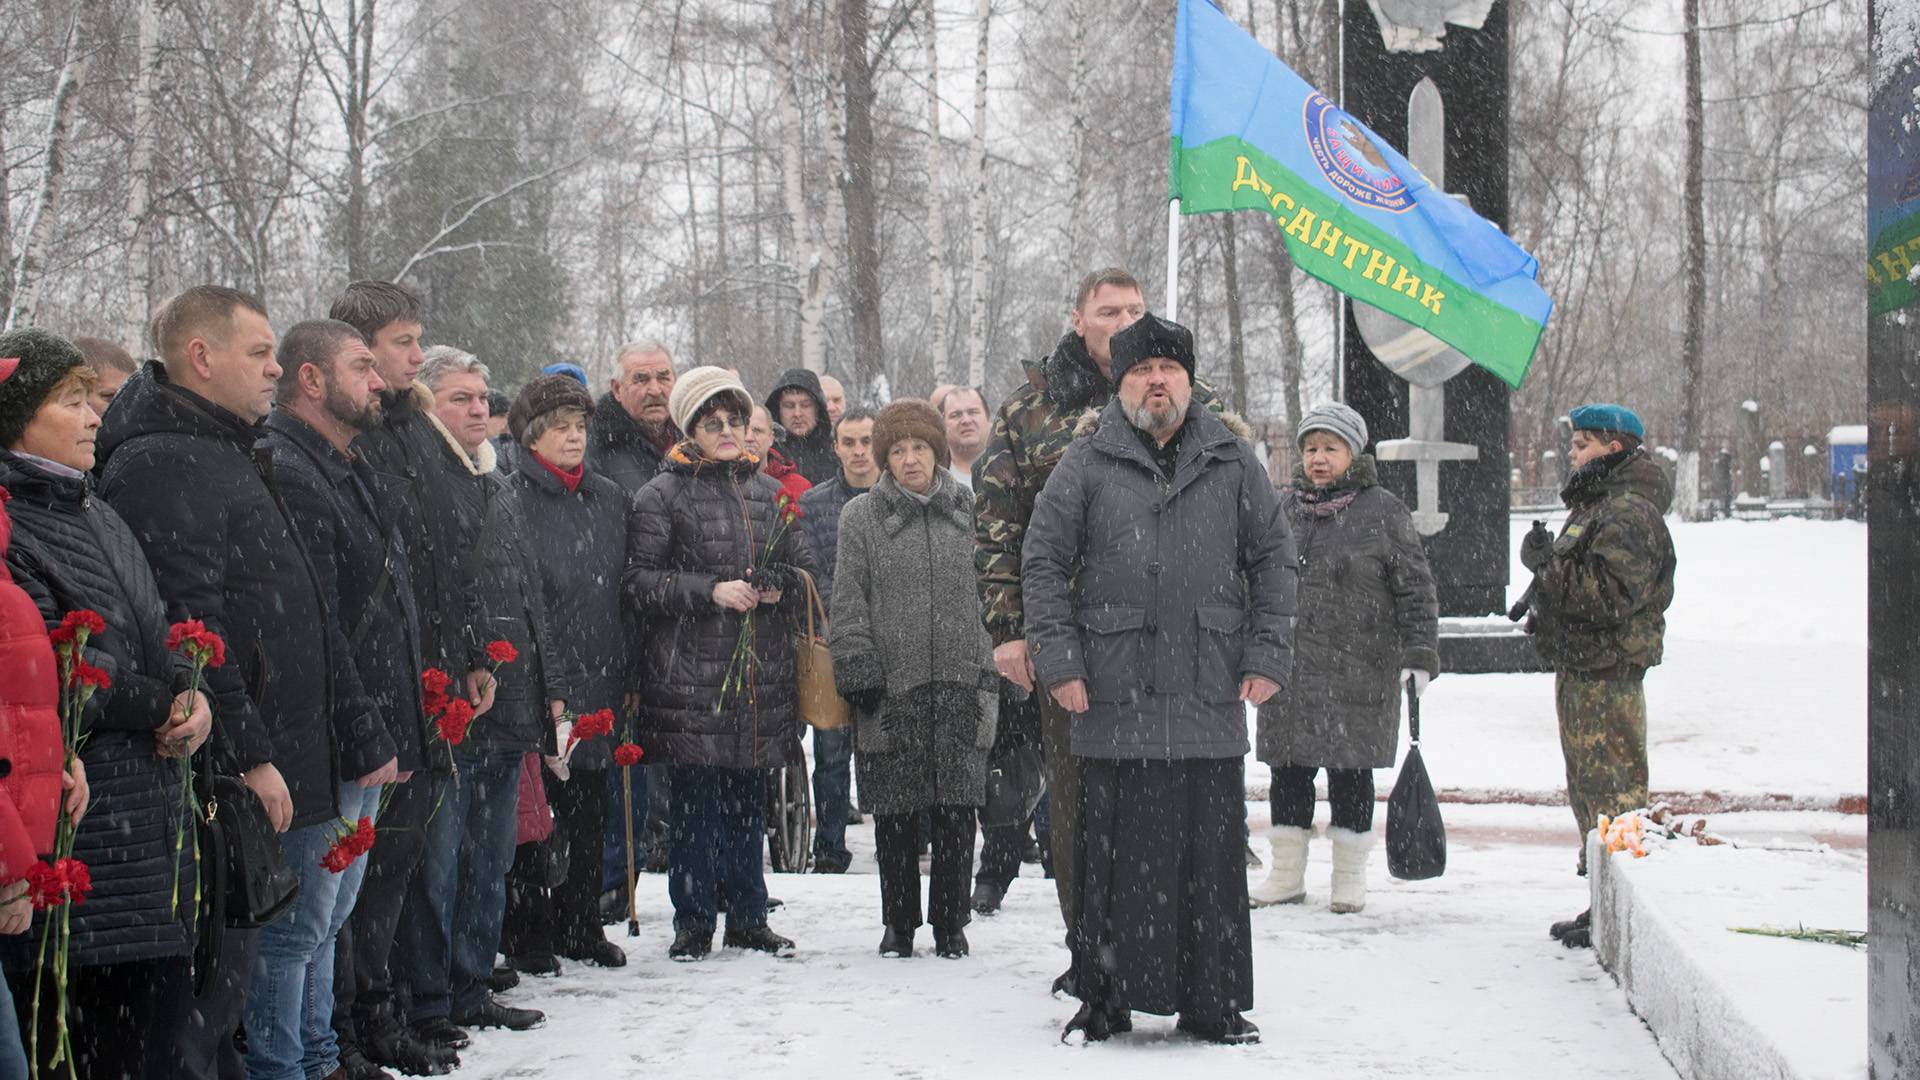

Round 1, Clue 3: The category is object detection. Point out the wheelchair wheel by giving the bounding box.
[766,764,813,873]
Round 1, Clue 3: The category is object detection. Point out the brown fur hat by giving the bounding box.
[872,399,950,470]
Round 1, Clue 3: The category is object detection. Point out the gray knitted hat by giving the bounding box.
[1298,401,1368,453]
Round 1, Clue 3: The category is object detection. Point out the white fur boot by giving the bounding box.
[1328,827,1374,914]
[1248,826,1309,907]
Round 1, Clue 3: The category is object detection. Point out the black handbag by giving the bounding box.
[1385,678,1447,881]
[981,744,1046,829]
[197,751,301,930]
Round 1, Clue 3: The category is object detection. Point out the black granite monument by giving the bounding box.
[1338,2,1532,672]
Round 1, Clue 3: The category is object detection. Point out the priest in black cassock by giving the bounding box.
[1022,314,1296,1045]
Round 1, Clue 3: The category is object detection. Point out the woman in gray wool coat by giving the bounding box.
[829,399,997,960]
[1253,402,1439,914]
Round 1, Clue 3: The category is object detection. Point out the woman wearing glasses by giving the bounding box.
[623,367,813,961]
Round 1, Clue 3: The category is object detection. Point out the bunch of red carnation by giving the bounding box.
[47,609,104,649]
[165,618,227,668]
[321,817,377,873]
[25,858,92,911]
[613,742,644,768]
[567,708,615,753]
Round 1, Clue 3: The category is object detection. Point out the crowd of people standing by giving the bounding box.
[0,262,1674,1074]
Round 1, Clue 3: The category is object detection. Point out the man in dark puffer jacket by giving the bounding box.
[264,320,429,1079]
[764,368,837,483]
[95,288,338,1080]
[329,282,476,1075]
[0,329,205,1078]
[393,347,560,1040]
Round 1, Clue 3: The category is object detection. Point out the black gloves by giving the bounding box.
[844,686,885,715]
[1518,520,1555,573]
[750,562,797,593]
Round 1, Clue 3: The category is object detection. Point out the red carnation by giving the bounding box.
[485,640,518,665]
[421,669,453,716]
[71,660,111,692]
[58,610,105,638]
[166,619,206,652]
[58,858,91,904]
[575,708,614,740]
[613,742,644,768]
[188,629,225,668]
[436,698,475,745]
[352,817,377,856]
[567,708,614,753]
[24,862,63,910]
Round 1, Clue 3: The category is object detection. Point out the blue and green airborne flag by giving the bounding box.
[1170,0,1551,388]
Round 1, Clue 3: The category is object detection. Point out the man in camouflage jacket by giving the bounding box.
[1521,402,1675,948]
[971,269,1221,991]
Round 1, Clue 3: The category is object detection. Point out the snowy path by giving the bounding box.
[449,804,1728,1079]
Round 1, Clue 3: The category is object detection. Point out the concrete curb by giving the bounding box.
[1589,832,1866,1080]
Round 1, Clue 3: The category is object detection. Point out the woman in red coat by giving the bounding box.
[0,350,74,1077]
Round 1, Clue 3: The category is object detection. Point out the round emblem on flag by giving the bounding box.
[1302,93,1415,214]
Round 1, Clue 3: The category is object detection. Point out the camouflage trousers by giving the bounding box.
[1040,695,1082,938]
[1555,666,1649,874]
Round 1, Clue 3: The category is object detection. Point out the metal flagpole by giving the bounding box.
[1165,199,1182,320]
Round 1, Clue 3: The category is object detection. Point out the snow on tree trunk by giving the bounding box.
[777,0,838,374]
[922,0,952,384]
[963,0,991,388]
[1063,0,1089,277]
[7,7,92,330]
[123,0,162,353]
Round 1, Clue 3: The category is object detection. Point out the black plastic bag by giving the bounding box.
[1386,680,1447,880]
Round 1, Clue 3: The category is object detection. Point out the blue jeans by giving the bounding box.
[602,761,649,892]
[395,747,522,1022]
[667,765,768,933]
[245,782,380,1080]
[810,728,852,868]
[0,967,24,1080]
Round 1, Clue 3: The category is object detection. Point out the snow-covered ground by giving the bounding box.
[447,517,1864,1078]
[1248,517,1868,805]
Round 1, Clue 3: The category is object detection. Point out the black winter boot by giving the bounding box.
[724,925,797,956]
[971,880,1006,915]
[933,926,969,959]
[1177,1012,1261,1045]
[879,926,914,957]
[1550,908,1592,941]
[1060,1004,1131,1045]
[669,928,713,961]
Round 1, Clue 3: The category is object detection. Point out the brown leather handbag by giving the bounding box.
[793,569,849,730]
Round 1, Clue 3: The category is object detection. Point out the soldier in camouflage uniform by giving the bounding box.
[1521,403,1675,949]
[972,268,1222,993]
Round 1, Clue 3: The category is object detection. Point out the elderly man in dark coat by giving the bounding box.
[1023,314,1294,1046]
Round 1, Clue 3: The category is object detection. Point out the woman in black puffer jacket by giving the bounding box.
[624,367,811,963]
[499,376,634,973]
[0,329,209,1078]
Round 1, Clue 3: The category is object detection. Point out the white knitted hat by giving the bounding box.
[668,365,753,436]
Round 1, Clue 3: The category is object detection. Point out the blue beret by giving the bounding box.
[1569,403,1643,440]
[541,362,589,386]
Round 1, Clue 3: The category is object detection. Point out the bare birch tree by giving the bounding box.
[123,0,164,351]
[6,3,92,329]
[962,0,991,386]
[922,0,952,381]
